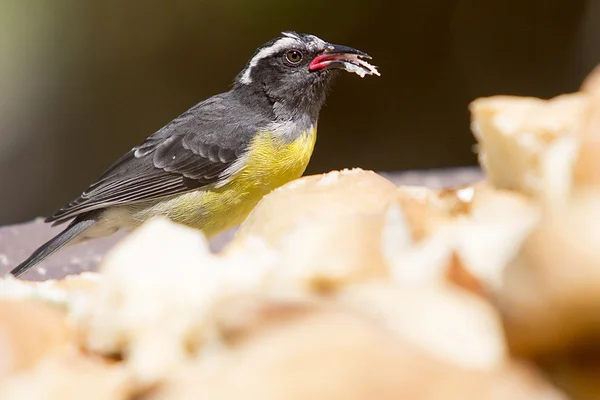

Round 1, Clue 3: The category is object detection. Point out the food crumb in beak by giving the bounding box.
[342,55,380,78]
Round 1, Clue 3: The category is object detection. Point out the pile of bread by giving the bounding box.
[2,66,600,400]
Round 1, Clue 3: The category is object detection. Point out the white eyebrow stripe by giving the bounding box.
[239,37,299,84]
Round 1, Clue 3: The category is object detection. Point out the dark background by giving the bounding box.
[0,0,598,225]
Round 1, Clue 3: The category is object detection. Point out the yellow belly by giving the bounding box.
[128,127,317,237]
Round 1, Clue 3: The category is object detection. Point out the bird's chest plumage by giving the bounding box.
[164,126,318,236]
[240,126,318,189]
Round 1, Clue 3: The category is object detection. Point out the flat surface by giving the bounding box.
[0,167,484,281]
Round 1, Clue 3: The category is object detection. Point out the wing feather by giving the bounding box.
[47,93,264,224]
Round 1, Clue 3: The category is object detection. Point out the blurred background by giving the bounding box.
[0,0,599,225]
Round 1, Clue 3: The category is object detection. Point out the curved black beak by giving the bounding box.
[308,43,380,77]
[323,43,372,60]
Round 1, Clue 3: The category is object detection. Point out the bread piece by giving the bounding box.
[500,189,600,357]
[224,169,399,292]
[78,217,280,386]
[337,283,506,369]
[150,301,563,400]
[0,348,133,400]
[78,217,218,385]
[267,213,391,292]
[0,300,71,380]
[499,189,600,400]
[392,184,472,241]
[450,183,538,292]
[575,65,600,187]
[231,168,398,246]
[229,174,479,294]
[204,293,323,348]
[470,93,589,197]
[381,202,454,285]
[0,272,101,308]
[383,182,536,295]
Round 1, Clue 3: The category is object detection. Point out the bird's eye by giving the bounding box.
[285,50,303,64]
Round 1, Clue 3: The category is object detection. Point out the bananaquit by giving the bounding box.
[11,31,380,278]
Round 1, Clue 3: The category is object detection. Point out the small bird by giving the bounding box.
[11,31,380,278]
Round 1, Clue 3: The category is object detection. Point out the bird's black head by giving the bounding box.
[234,32,379,120]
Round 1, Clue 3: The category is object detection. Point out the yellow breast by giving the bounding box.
[239,127,318,189]
[164,126,318,236]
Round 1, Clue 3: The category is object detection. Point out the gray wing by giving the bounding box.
[47,94,263,224]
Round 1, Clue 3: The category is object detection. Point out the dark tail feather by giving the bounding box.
[10,217,97,278]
